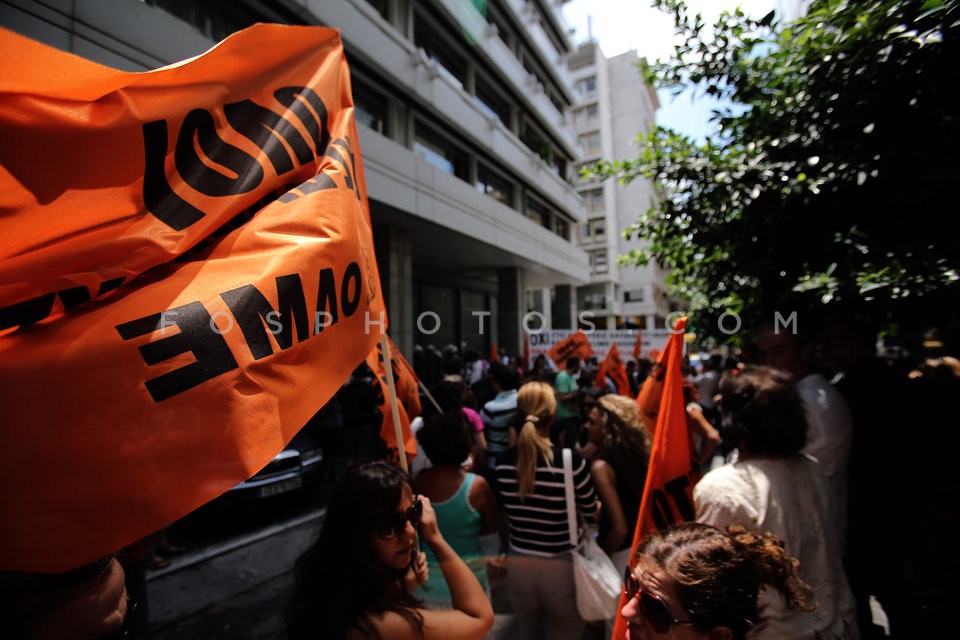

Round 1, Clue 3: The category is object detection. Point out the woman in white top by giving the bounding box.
[694,366,858,639]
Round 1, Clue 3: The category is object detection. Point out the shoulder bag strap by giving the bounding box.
[562,447,578,547]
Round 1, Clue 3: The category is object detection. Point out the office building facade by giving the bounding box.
[567,41,672,331]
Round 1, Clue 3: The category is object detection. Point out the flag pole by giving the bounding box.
[419,380,442,413]
[380,333,408,473]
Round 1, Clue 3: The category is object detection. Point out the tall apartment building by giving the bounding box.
[567,41,672,331]
[1,0,592,360]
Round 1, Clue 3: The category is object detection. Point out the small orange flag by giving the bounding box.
[596,342,631,396]
[632,329,644,361]
[612,318,698,640]
[366,335,419,465]
[489,341,500,363]
[0,25,383,572]
[546,330,594,369]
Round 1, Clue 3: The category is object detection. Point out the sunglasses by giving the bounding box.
[375,497,422,539]
[623,566,695,634]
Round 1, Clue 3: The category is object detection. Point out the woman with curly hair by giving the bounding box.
[493,380,600,640]
[694,365,857,638]
[286,461,493,639]
[583,394,650,565]
[622,522,815,639]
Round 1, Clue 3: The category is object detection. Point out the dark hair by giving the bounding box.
[637,522,815,639]
[287,461,423,640]
[417,411,472,466]
[423,380,467,418]
[490,363,520,391]
[717,365,808,455]
[566,357,580,370]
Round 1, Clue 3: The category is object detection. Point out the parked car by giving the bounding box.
[226,427,324,502]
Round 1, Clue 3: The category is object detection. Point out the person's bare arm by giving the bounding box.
[468,474,499,536]
[686,404,720,462]
[418,497,494,638]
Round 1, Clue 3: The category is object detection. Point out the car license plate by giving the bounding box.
[258,476,303,498]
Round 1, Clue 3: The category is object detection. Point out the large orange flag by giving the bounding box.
[0,25,383,572]
[596,341,631,396]
[366,335,419,465]
[612,318,697,640]
[546,330,594,368]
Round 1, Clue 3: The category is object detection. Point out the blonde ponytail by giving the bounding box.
[515,382,557,499]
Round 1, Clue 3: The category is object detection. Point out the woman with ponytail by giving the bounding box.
[622,522,815,640]
[493,380,600,640]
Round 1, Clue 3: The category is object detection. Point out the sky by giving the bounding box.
[561,0,777,140]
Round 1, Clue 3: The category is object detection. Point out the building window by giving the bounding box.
[624,289,645,303]
[576,75,597,95]
[580,223,591,241]
[554,216,570,240]
[574,104,599,126]
[414,13,467,89]
[477,164,515,208]
[584,189,604,213]
[526,197,549,228]
[146,0,261,41]
[580,131,602,156]
[591,218,605,238]
[520,119,552,164]
[475,75,511,127]
[363,0,388,19]
[590,249,608,273]
[353,80,388,136]
[414,124,469,182]
[581,289,606,310]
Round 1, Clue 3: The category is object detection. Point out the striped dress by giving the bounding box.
[494,445,598,556]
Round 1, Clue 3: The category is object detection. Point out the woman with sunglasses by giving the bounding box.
[287,460,494,639]
[493,380,600,640]
[622,522,814,639]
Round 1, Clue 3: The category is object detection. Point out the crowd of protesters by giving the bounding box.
[11,319,956,639]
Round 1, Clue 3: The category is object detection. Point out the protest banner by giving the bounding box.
[0,25,383,572]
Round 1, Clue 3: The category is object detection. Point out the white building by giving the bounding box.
[1,0,595,365]
[567,41,673,331]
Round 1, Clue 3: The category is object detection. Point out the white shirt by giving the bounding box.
[797,373,853,522]
[695,455,857,639]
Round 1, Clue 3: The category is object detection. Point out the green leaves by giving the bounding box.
[591,0,960,341]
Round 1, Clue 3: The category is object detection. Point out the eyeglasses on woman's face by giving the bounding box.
[623,565,695,634]
[375,496,422,539]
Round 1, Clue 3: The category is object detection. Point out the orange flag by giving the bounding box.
[612,318,698,640]
[596,342,631,396]
[489,341,500,363]
[632,329,644,361]
[0,25,383,572]
[546,330,594,369]
[366,335,419,465]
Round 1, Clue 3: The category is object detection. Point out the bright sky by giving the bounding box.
[561,0,776,140]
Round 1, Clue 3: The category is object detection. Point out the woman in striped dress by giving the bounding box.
[493,380,600,640]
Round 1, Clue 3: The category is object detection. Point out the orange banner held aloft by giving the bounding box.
[546,330,594,369]
[632,329,644,361]
[596,341,631,397]
[0,25,383,572]
[367,336,419,465]
[612,318,698,640]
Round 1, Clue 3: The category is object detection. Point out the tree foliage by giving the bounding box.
[593,0,960,345]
